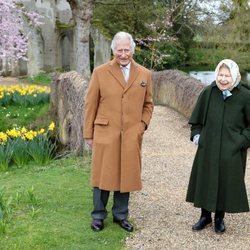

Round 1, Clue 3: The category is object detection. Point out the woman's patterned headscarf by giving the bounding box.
[215,59,241,90]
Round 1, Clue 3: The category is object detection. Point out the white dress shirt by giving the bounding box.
[120,63,131,82]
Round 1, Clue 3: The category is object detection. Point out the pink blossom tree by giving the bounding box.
[0,0,43,61]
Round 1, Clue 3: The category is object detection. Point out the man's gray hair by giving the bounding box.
[110,31,136,54]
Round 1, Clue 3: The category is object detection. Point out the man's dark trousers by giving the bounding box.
[91,187,129,220]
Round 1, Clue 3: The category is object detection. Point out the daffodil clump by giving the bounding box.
[0,122,56,171]
[0,84,50,107]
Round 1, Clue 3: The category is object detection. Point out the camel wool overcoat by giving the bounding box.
[186,82,250,213]
[84,59,154,192]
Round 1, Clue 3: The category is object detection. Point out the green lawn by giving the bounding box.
[0,155,129,250]
[21,72,53,86]
[0,104,50,131]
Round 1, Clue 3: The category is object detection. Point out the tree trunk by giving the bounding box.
[50,71,88,154]
[67,0,94,80]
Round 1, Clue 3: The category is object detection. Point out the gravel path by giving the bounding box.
[125,105,250,250]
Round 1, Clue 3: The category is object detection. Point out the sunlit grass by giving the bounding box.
[0,155,129,249]
[0,104,50,132]
[24,72,53,86]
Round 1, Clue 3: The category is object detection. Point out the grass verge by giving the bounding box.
[0,155,130,250]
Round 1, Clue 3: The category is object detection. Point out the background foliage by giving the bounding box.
[93,0,194,70]
[93,0,250,71]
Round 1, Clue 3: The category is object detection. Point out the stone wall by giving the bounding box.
[0,0,111,77]
[91,28,111,68]
[23,0,72,75]
[50,71,88,153]
[152,70,205,118]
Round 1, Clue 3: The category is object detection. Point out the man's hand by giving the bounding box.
[85,139,93,149]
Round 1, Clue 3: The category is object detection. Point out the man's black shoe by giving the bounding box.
[192,217,212,230]
[214,218,225,233]
[113,218,134,232]
[91,219,104,232]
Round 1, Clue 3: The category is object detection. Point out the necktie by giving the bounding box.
[121,66,129,82]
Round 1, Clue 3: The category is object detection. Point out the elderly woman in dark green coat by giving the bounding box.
[186,59,250,234]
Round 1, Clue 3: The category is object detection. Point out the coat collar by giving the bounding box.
[108,59,140,91]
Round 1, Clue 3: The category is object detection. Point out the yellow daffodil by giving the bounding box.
[48,122,55,131]
[0,84,50,98]
[0,132,8,144]
[25,130,37,140]
[21,127,27,133]
[6,128,21,138]
[38,128,45,134]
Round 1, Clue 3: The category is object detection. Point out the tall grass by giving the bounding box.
[28,135,55,165]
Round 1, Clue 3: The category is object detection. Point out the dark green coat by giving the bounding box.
[186,82,250,213]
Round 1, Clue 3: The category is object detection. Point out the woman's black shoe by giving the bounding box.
[192,217,212,230]
[214,218,225,233]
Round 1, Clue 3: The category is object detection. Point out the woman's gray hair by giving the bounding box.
[110,31,136,54]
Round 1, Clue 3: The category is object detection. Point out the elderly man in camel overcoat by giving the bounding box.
[84,31,154,232]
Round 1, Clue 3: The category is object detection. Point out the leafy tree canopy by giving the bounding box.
[92,0,200,69]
